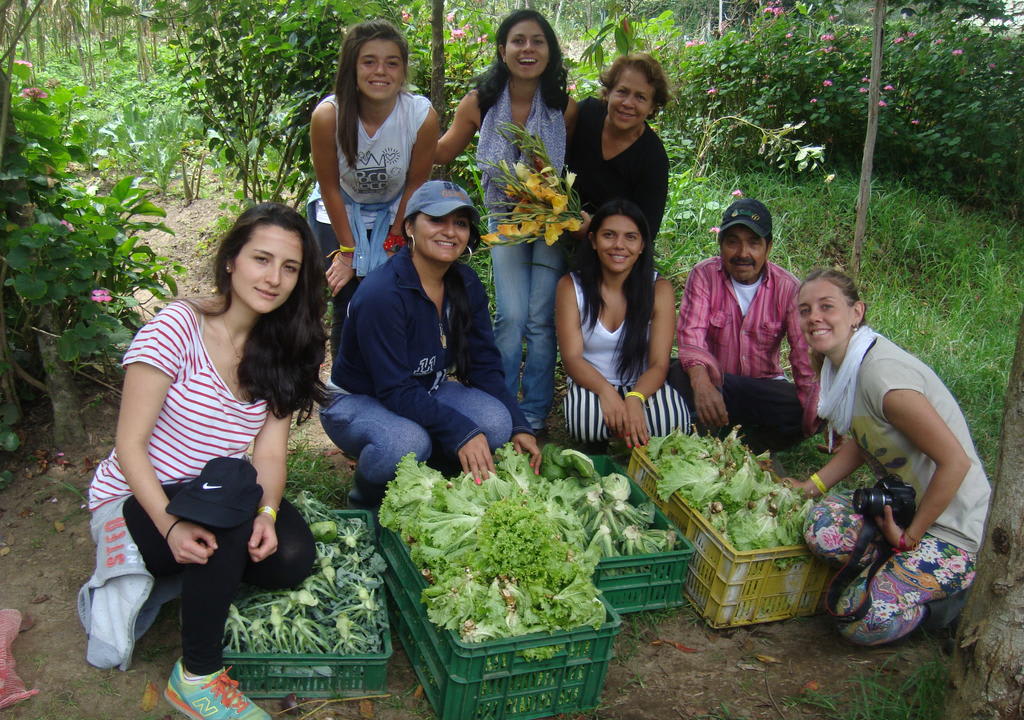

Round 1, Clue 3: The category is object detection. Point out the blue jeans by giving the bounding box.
[319,382,513,507]
[490,238,566,430]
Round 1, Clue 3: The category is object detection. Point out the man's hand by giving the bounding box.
[692,376,729,428]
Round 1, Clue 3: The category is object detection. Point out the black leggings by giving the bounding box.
[124,486,315,675]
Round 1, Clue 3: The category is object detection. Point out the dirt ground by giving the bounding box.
[0,197,946,720]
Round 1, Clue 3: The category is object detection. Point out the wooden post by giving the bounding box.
[851,0,886,277]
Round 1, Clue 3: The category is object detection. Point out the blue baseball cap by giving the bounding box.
[404,180,481,225]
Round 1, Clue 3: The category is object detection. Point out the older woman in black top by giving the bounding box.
[567,53,671,239]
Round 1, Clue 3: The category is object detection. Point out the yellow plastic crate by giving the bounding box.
[627,448,832,628]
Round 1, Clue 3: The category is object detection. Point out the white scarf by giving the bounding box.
[817,326,879,440]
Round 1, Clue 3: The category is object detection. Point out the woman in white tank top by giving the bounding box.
[308,19,438,355]
[555,199,690,446]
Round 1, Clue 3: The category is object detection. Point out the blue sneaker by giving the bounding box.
[164,659,269,720]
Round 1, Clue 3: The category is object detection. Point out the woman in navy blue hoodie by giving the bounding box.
[320,181,542,508]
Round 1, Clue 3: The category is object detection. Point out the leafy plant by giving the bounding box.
[1,61,181,448]
[667,5,1024,210]
[96,103,204,193]
[159,0,366,203]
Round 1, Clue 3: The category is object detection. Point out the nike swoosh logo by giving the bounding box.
[202,483,222,490]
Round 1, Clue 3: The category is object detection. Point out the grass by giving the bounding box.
[794,655,948,720]
[284,441,351,508]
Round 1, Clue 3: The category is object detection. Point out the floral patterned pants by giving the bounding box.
[804,490,976,645]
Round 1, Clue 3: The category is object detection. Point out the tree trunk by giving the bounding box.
[34,307,87,449]
[430,0,446,126]
[945,309,1024,718]
[851,0,886,276]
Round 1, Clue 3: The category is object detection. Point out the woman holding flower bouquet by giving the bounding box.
[308,19,439,356]
[566,53,671,239]
[320,181,541,510]
[555,199,690,447]
[435,9,577,433]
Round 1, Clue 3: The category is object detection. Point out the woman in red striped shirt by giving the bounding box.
[87,204,326,720]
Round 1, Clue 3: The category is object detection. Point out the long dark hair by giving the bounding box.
[209,203,327,420]
[402,209,479,383]
[573,199,655,384]
[475,10,569,113]
[800,268,868,374]
[332,19,409,166]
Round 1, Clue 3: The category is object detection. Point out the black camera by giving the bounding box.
[853,475,917,529]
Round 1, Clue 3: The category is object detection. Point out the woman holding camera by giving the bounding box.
[792,269,990,645]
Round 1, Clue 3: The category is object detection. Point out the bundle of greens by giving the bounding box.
[224,492,388,656]
[379,444,676,649]
[646,429,813,551]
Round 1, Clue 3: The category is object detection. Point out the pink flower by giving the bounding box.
[401,9,411,21]
[19,87,47,99]
[90,289,113,303]
[820,33,835,41]
[567,82,577,92]
[907,32,917,38]
[862,76,870,82]
[446,11,455,22]
[829,14,838,21]
[821,46,836,53]
[60,219,75,231]
[893,36,904,44]
[450,27,466,40]
[988,63,996,69]
[785,32,793,39]
[810,98,818,103]
[911,119,920,125]
[731,189,743,197]
[477,34,488,44]
[951,48,964,56]
[934,38,944,44]
[822,79,833,87]
[859,87,868,93]
[883,84,894,90]
[709,226,720,234]
[878,100,887,107]
[14,59,32,67]
[707,87,718,95]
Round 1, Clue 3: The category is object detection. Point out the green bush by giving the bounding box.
[668,6,1024,210]
[1,62,181,448]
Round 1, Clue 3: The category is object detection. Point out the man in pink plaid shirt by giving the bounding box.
[668,198,820,453]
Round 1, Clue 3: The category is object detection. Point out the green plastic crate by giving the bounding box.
[590,455,695,614]
[381,527,622,720]
[224,509,392,698]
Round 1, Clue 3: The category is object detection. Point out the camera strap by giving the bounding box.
[824,523,894,622]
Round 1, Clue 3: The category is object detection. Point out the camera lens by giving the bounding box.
[853,487,889,518]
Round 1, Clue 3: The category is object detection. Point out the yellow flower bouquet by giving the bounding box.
[481,123,583,247]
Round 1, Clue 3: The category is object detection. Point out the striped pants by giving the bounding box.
[562,379,692,443]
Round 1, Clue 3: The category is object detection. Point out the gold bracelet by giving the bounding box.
[625,390,647,404]
[257,505,278,522]
[809,472,827,495]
